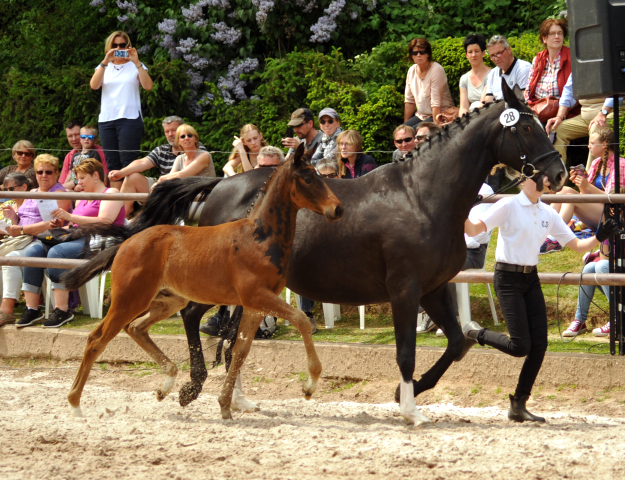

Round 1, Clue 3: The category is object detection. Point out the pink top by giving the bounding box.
[72,189,125,227]
[587,153,625,194]
[404,62,455,120]
[59,144,108,184]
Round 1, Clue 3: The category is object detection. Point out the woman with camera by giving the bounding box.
[90,31,153,189]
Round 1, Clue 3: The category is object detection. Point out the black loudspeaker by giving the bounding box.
[569,0,625,99]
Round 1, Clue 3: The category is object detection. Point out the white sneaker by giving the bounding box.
[436,328,444,337]
[416,313,436,333]
[593,323,610,337]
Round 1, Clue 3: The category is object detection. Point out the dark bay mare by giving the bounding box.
[67,83,567,425]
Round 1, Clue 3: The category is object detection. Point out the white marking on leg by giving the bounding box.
[71,406,84,418]
[231,374,259,412]
[158,374,177,399]
[399,378,430,427]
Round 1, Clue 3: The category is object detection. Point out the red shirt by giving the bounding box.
[59,144,108,184]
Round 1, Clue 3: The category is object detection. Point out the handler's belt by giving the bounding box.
[495,262,537,274]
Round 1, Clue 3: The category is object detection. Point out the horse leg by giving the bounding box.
[389,286,431,426]
[218,308,265,419]
[413,283,465,395]
[123,292,189,401]
[245,293,321,399]
[178,302,213,407]
[67,303,147,417]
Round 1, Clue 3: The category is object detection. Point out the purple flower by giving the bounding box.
[89,0,103,6]
[157,18,178,35]
[177,37,198,53]
[210,22,241,46]
[295,0,316,13]
[116,0,138,14]
[310,0,345,43]
[117,15,129,23]
[251,0,274,25]
[137,45,151,54]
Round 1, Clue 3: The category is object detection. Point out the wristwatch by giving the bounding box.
[601,108,609,116]
[20,226,24,235]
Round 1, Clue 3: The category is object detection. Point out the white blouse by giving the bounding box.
[98,62,143,123]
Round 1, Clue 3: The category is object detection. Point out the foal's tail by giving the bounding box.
[61,244,121,290]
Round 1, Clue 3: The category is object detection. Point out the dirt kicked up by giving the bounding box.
[1,362,625,480]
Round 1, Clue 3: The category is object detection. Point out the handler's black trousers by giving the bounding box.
[476,270,548,397]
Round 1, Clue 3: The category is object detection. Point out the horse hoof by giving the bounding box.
[394,379,419,403]
[156,390,166,402]
[71,406,84,418]
[178,382,201,407]
[231,396,259,413]
[221,409,233,420]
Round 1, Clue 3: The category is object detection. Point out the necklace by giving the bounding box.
[113,63,124,71]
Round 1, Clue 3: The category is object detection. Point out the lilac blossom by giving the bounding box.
[89,0,103,6]
[187,69,205,88]
[177,37,198,54]
[157,18,178,35]
[211,22,242,46]
[184,53,210,69]
[217,58,259,104]
[116,0,138,14]
[350,11,358,19]
[295,0,316,13]
[363,0,377,11]
[117,15,129,23]
[251,0,274,25]
[181,3,204,23]
[310,0,345,43]
[137,45,151,54]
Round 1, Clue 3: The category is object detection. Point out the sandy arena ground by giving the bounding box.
[1,360,625,480]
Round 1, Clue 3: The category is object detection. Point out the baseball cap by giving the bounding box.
[287,108,314,126]
[318,108,339,120]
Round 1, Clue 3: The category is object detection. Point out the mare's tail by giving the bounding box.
[61,244,121,290]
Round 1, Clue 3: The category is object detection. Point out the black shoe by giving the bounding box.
[43,308,74,328]
[304,311,317,334]
[16,308,44,328]
[199,312,223,336]
[508,394,546,423]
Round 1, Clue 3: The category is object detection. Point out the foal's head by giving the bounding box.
[287,143,343,222]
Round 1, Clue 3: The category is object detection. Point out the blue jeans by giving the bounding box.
[22,238,87,292]
[99,116,144,170]
[575,260,610,322]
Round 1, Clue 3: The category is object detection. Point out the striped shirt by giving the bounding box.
[525,52,561,101]
[147,143,208,176]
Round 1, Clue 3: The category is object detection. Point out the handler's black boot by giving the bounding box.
[508,394,546,423]
[200,307,226,336]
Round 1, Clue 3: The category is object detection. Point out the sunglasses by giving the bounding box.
[321,173,338,179]
[15,151,33,157]
[319,118,335,125]
[36,170,55,176]
[80,134,96,140]
[180,134,194,139]
[112,42,128,49]
[411,50,427,56]
[394,137,413,144]
[416,135,429,141]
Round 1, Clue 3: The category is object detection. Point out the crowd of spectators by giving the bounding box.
[0,21,620,337]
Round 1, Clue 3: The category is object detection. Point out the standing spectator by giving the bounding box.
[108,116,208,217]
[255,146,285,168]
[459,34,491,116]
[482,36,531,103]
[545,74,616,169]
[392,125,417,162]
[404,38,455,128]
[59,120,107,189]
[524,18,573,122]
[90,31,153,188]
[223,124,268,176]
[20,159,125,328]
[0,141,38,189]
[311,109,343,166]
[0,155,71,326]
[157,124,215,184]
[336,130,377,179]
[63,126,103,191]
[282,108,323,161]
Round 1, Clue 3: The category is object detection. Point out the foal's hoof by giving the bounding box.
[70,406,84,418]
[221,408,233,420]
[394,379,419,403]
[454,338,477,362]
[178,382,201,407]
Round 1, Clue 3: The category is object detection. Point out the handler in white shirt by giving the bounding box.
[464,175,617,423]
[481,35,531,103]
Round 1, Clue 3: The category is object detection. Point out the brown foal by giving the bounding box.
[67,146,343,418]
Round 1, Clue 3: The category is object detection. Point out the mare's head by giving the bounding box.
[287,143,343,222]
[496,81,567,192]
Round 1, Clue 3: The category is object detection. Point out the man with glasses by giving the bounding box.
[254,146,285,168]
[282,108,323,162]
[392,125,417,161]
[481,36,531,103]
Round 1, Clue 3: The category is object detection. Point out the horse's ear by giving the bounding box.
[292,142,308,168]
[501,80,524,109]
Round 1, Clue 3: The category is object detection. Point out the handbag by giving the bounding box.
[530,96,560,123]
[36,228,74,247]
[0,234,34,256]
[435,106,460,126]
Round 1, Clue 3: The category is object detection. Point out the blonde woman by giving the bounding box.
[90,30,153,187]
[223,124,268,176]
[157,125,215,184]
[0,140,38,188]
[0,155,71,326]
[335,130,377,179]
